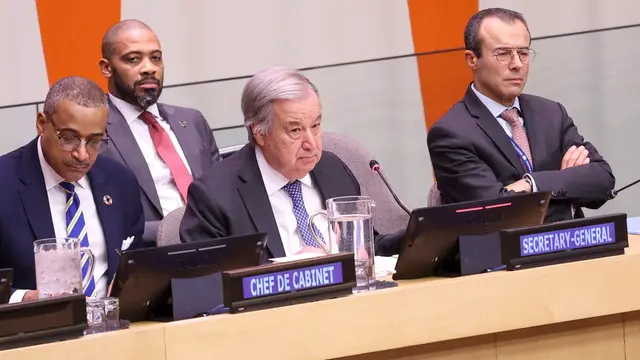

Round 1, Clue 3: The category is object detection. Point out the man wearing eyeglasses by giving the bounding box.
[0,76,144,302]
[427,8,614,223]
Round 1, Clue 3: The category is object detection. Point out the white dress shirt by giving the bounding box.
[109,94,192,216]
[255,147,329,256]
[471,83,539,192]
[9,138,108,303]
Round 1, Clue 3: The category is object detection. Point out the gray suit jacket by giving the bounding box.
[179,143,403,260]
[103,98,221,244]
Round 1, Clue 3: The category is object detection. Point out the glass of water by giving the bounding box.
[85,298,107,334]
[103,297,120,331]
[309,196,376,293]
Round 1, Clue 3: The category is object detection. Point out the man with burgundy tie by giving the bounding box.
[99,20,221,244]
[0,76,144,302]
[179,65,402,258]
[427,8,615,223]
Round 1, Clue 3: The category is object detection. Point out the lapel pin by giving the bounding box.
[179,120,187,128]
[103,195,113,206]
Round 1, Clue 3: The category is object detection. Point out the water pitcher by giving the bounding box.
[309,196,376,292]
[33,238,95,299]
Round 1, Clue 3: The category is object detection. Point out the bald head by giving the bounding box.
[101,19,155,60]
[99,19,164,109]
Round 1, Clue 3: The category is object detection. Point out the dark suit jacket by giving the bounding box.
[0,138,145,294]
[427,85,615,223]
[179,143,401,258]
[102,98,221,244]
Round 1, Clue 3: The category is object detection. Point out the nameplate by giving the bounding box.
[520,222,615,257]
[242,262,344,299]
[501,213,628,270]
[223,253,356,313]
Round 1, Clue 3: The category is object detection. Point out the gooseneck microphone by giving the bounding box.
[608,178,640,199]
[369,160,411,215]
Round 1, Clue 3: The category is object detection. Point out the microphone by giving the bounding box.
[608,178,640,199]
[369,160,411,215]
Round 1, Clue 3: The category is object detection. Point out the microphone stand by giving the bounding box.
[608,178,640,199]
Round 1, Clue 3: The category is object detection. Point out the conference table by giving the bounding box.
[2,235,640,360]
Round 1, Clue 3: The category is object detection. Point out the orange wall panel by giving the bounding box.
[407,0,478,129]
[36,0,121,90]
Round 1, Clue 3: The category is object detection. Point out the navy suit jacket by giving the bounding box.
[0,138,145,294]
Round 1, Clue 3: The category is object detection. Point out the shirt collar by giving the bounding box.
[37,137,89,191]
[109,93,162,125]
[254,146,313,196]
[471,83,521,118]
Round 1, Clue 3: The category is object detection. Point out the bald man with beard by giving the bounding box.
[99,20,221,245]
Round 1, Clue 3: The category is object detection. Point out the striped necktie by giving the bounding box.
[282,180,325,248]
[59,182,96,297]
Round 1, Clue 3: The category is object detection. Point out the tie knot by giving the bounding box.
[59,181,75,193]
[500,108,520,125]
[282,180,302,199]
[139,111,158,127]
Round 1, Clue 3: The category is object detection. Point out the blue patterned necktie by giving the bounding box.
[282,180,325,248]
[59,182,96,297]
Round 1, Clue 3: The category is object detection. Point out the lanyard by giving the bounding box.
[509,137,533,173]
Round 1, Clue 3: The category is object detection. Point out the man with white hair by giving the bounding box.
[179,65,401,258]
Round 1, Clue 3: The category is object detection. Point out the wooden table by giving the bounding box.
[3,235,640,360]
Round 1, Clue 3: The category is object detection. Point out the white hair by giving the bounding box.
[241,65,318,142]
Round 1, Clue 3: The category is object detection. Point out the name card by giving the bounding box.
[242,262,343,299]
[520,222,615,257]
[223,253,356,313]
[500,213,628,270]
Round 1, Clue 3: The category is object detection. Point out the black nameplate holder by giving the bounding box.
[170,272,225,320]
[500,213,628,271]
[435,232,504,277]
[0,293,86,350]
[222,253,356,314]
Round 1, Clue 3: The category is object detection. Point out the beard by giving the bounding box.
[112,68,163,109]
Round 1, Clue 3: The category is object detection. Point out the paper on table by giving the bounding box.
[627,217,640,235]
[269,253,325,263]
[374,255,398,277]
[270,253,398,279]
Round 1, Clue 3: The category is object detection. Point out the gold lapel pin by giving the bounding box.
[179,120,187,128]
[103,195,113,206]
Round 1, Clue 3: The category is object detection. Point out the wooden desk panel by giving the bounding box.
[0,323,166,360]
[162,236,640,360]
[2,236,638,360]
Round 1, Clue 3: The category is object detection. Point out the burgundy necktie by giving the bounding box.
[500,108,533,167]
[139,111,192,202]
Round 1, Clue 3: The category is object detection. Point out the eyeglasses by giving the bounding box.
[48,117,110,153]
[492,48,536,65]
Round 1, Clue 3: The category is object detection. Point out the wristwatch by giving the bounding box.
[523,173,534,190]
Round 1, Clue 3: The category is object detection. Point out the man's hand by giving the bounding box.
[505,179,532,193]
[23,290,39,302]
[561,145,590,170]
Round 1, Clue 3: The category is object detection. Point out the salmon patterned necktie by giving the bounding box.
[500,108,533,168]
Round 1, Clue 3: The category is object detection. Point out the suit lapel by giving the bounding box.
[236,145,286,258]
[106,100,162,214]
[464,86,526,175]
[158,104,202,178]
[309,157,337,204]
[17,139,55,240]
[87,160,120,277]
[518,96,545,168]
